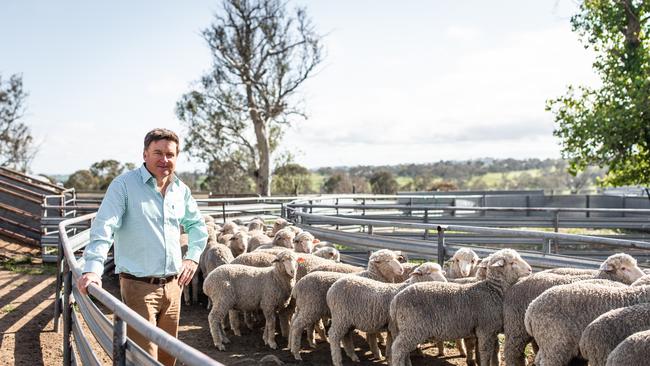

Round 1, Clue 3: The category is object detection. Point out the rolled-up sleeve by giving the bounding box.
[180,189,207,263]
[83,179,126,276]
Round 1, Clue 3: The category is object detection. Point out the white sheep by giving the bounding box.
[605,329,650,366]
[327,263,446,366]
[312,246,341,262]
[203,250,297,351]
[389,248,532,366]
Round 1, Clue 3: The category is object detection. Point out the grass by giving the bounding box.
[0,305,16,314]
[0,256,58,276]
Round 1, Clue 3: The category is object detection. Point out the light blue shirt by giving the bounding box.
[83,164,208,277]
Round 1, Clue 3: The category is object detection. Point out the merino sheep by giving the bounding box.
[231,251,277,267]
[524,279,650,366]
[392,262,420,283]
[247,218,265,232]
[310,261,363,274]
[605,329,650,366]
[288,249,405,360]
[228,231,249,257]
[247,230,273,252]
[389,248,532,366]
[579,302,650,366]
[632,273,650,286]
[293,231,315,253]
[203,250,297,351]
[504,252,646,366]
[327,263,446,366]
[270,218,291,236]
[312,246,341,262]
[445,248,480,279]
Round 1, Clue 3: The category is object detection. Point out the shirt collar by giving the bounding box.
[139,163,180,186]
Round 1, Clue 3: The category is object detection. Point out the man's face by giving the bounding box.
[143,139,178,181]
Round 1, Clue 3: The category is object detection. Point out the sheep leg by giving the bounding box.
[307,323,317,348]
[535,336,576,366]
[243,311,255,330]
[208,306,228,351]
[191,274,200,304]
[436,340,445,356]
[390,332,419,366]
[367,332,383,360]
[476,332,498,366]
[289,309,315,361]
[182,284,191,305]
[278,305,293,338]
[228,310,241,336]
[342,331,360,362]
[385,331,393,362]
[464,337,477,366]
[263,309,278,349]
[504,333,530,366]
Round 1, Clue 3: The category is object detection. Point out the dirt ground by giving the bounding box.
[0,236,473,366]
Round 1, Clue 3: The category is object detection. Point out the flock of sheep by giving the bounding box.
[181,215,650,366]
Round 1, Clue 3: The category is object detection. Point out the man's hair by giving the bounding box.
[143,128,180,154]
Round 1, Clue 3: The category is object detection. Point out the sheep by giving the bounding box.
[445,247,480,279]
[389,248,532,366]
[228,231,249,257]
[217,221,239,244]
[504,252,646,366]
[312,246,341,262]
[270,218,291,236]
[247,218,265,232]
[247,230,273,251]
[203,250,297,351]
[605,329,650,366]
[293,231,315,253]
[288,249,405,360]
[231,251,277,267]
[327,263,446,366]
[310,261,363,274]
[524,280,650,366]
[200,243,235,309]
[256,228,295,250]
[392,262,419,283]
[441,248,481,359]
[579,302,650,366]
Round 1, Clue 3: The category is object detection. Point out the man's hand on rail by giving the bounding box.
[77,272,102,295]
[178,259,198,287]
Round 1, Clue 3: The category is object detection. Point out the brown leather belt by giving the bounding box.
[119,272,177,285]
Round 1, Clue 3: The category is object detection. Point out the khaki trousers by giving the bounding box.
[119,276,181,366]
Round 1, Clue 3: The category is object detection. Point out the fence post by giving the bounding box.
[543,238,552,254]
[368,224,374,235]
[586,195,590,218]
[335,198,339,231]
[408,197,413,217]
[423,209,429,240]
[221,202,226,224]
[63,265,72,366]
[309,200,313,214]
[113,315,127,366]
[437,226,446,265]
[552,211,560,252]
[481,194,486,216]
[280,203,286,219]
[451,198,456,217]
[53,240,64,333]
[362,198,366,216]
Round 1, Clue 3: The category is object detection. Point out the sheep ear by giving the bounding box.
[441,270,446,276]
[490,259,505,267]
[599,262,614,271]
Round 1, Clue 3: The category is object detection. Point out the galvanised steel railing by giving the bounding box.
[285,197,650,270]
[55,212,223,366]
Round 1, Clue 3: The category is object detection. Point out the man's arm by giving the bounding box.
[77,179,127,295]
[178,189,208,286]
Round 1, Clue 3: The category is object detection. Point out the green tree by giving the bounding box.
[201,158,256,194]
[90,159,130,190]
[0,73,37,172]
[369,171,398,194]
[176,0,323,196]
[65,169,99,190]
[547,0,650,186]
[272,163,312,195]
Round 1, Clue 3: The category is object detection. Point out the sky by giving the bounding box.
[0,0,599,175]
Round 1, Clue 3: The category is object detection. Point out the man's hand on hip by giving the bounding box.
[77,272,102,295]
[178,259,198,286]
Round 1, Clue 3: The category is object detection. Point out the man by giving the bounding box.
[77,128,207,366]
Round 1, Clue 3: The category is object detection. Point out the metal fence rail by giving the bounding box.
[56,213,223,366]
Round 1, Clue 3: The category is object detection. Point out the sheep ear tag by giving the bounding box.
[490,259,505,267]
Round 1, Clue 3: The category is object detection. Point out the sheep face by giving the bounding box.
[451,248,480,277]
[231,231,250,254]
[293,232,315,253]
[475,257,490,280]
[272,228,296,248]
[274,250,297,278]
[247,219,265,232]
[222,221,239,235]
[407,262,447,283]
[487,249,532,285]
[599,253,645,284]
[370,249,404,279]
[271,218,290,235]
